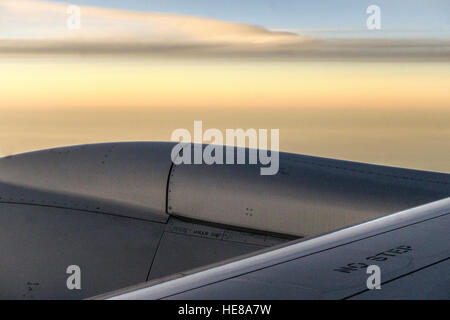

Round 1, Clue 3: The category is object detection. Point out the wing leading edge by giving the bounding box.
[103,197,450,300]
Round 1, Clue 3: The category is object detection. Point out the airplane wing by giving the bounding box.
[0,142,449,299]
[103,197,450,300]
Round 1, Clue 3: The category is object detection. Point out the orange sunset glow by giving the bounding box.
[1,0,449,172]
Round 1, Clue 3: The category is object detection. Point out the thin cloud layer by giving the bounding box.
[0,0,449,61]
[0,1,308,44]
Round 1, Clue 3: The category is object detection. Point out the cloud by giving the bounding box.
[0,0,308,43]
[0,0,449,61]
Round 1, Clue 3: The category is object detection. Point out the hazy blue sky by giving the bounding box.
[50,0,450,37]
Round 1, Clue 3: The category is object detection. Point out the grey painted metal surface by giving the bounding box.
[351,259,450,300]
[106,198,450,300]
[0,142,175,222]
[1,142,449,299]
[148,217,288,280]
[168,147,450,236]
[0,203,165,299]
[2,141,448,237]
[0,142,292,299]
[0,199,288,300]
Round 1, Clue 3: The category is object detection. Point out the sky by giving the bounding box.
[1,0,449,59]
[47,0,450,38]
[0,0,449,172]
